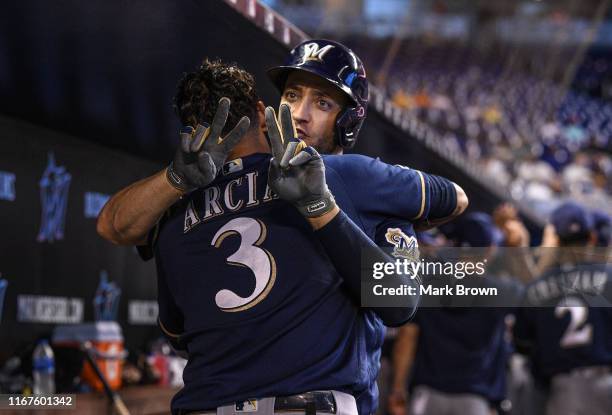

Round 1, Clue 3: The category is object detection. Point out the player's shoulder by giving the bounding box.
[323,153,417,176]
[323,153,376,169]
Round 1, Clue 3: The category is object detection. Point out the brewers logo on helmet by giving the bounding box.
[268,39,369,149]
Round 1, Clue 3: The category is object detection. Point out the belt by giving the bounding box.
[183,391,339,415]
[275,391,336,414]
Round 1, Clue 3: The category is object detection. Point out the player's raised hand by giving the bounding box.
[265,104,336,218]
[167,97,250,192]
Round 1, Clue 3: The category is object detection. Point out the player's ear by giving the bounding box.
[257,100,267,132]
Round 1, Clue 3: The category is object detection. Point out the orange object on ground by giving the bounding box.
[53,322,126,391]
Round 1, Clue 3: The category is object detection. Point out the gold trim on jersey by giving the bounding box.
[158,317,181,338]
[413,171,426,220]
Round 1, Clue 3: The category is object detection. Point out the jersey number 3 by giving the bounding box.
[211,217,277,312]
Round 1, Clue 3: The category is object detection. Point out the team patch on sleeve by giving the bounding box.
[385,227,419,261]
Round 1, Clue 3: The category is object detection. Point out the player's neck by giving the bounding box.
[330,146,343,155]
[226,129,271,160]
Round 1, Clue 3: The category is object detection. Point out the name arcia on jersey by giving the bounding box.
[183,171,279,233]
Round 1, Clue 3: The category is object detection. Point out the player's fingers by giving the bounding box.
[208,97,231,143]
[191,123,211,152]
[293,140,308,155]
[303,145,321,160]
[289,145,319,165]
[179,126,195,153]
[268,159,282,186]
[265,107,285,160]
[280,141,298,168]
[269,158,280,171]
[288,150,313,167]
[279,104,296,140]
[220,116,250,153]
[197,151,217,177]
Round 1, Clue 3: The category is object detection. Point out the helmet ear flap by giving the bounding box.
[350,76,369,103]
[336,73,367,148]
[336,106,365,149]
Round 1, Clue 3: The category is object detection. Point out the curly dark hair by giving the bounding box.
[174,59,259,135]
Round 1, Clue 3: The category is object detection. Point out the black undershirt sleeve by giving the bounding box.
[424,173,457,220]
[315,210,419,326]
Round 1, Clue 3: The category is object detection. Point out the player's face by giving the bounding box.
[280,71,348,154]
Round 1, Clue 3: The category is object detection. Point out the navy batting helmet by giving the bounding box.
[267,39,369,149]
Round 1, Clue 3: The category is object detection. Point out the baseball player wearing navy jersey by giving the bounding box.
[147,135,417,414]
[514,202,612,415]
[321,154,458,415]
[267,39,469,414]
[266,39,468,232]
[97,59,463,415]
[388,213,525,415]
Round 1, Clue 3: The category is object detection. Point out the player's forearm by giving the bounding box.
[391,324,419,390]
[315,210,419,327]
[414,182,468,231]
[97,168,184,245]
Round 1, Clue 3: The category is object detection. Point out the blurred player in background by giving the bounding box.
[388,213,520,415]
[514,202,612,415]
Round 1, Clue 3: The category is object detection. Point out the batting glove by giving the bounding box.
[167,97,250,193]
[266,104,336,218]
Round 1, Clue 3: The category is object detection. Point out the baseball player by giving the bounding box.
[99,50,467,413]
[388,213,521,415]
[266,39,468,232]
[98,59,419,415]
[514,202,612,415]
[266,39,469,414]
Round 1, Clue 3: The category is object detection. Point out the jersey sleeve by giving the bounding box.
[136,202,181,261]
[325,154,456,222]
[136,221,161,261]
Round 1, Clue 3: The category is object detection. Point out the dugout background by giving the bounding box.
[0,0,520,358]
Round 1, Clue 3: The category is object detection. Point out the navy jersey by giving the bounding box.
[323,154,455,414]
[409,307,512,404]
[153,153,374,413]
[349,220,419,415]
[323,154,452,238]
[514,262,612,379]
[149,153,456,415]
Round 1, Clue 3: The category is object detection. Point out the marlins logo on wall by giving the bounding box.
[301,43,334,64]
[0,171,16,201]
[93,270,122,322]
[385,227,419,261]
[37,152,71,242]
